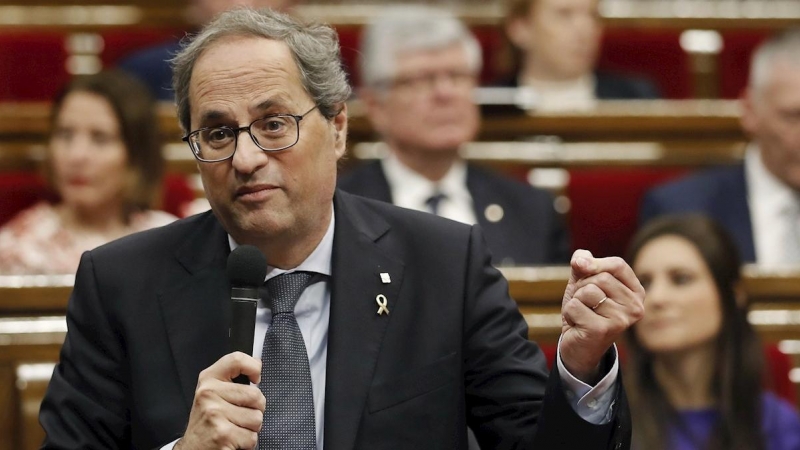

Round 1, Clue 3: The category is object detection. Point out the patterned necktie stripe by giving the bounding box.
[259,272,317,449]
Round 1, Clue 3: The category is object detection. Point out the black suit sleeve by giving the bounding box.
[463,226,629,449]
[40,252,131,448]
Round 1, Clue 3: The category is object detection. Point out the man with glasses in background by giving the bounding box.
[339,6,569,267]
[40,7,644,449]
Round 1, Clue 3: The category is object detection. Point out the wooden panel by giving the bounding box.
[0,2,798,29]
[0,365,18,450]
[0,99,745,145]
[0,276,73,316]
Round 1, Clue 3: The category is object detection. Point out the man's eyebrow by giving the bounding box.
[198,110,229,125]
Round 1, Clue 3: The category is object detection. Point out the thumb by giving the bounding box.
[570,249,596,280]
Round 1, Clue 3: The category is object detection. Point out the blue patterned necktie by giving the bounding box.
[259,272,316,449]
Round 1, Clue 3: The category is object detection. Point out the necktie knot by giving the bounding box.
[266,271,314,314]
[425,191,447,215]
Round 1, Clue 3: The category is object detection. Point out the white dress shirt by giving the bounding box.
[381,153,477,225]
[746,144,800,266]
[164,203,618,449]
[518,74,598,112]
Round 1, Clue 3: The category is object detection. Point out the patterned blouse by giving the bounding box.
[0,202,177,275]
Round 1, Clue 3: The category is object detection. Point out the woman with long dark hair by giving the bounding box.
[625,215,800,450]
[0,70,176,274]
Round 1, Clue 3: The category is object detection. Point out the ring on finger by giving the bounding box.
[592,296,609,311]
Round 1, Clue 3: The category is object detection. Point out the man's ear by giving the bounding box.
[739,87,758,138]
[505,16,533,51]
[332,102,349,160]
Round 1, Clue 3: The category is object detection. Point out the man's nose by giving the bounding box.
[231,132,269,174]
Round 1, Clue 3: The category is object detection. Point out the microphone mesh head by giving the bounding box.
[227,245,267,287]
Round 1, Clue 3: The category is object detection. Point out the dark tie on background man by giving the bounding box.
[425,191,447,216]
[259,272,317,449]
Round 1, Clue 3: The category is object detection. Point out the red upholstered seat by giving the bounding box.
[567,167,688,258]
[718,30,771,99]
[599,29,692,99]
[0,32,69,101]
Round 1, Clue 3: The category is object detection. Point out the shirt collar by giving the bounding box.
[381,152,469,205]
[227,204,335,282]
[746,143,800,216]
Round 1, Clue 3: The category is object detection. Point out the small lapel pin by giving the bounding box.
[484,204,504,223]
[380,272,391,284]
[376,294,389,316]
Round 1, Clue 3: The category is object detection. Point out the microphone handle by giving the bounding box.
[230,287,259,385]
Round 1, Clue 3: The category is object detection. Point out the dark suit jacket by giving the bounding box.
[639,164,755,262]
[338,161,570,266]
[40,191,629,449]
[495,71,661,100]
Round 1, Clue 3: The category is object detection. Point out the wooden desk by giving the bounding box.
[0,99,745,146]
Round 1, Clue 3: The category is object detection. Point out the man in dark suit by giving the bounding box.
[502,0,659,111]
[40,8,645,449]
[339,7,569,267]
[640,29,800,265]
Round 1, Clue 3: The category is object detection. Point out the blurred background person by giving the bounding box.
[502,0,660,111]
[118,0,300,101]
[624,215,800,450]
[0,71,176,275]
[338,5,569,266]
[640,29,800,265]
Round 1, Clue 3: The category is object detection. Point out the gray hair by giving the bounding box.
[359,5,482,89]
[749,28,800,93]
[171,7,352,134]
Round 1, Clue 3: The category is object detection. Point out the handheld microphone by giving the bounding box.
[227,245,267,384]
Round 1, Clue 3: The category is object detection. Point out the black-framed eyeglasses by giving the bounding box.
[182,105,318,163]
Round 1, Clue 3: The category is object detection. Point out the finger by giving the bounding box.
[200,352,263,385]
[570,249,596,281]
[211,382,266,411]
[575,255,645,296]
[227,403,264,433]
[572,283,610,311]
[574,271,644,314]
[230,427,258,450]
[562,296,601,331]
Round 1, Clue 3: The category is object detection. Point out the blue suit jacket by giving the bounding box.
[639,164,755,262]
[117,40,182,101]
[338,161,570,266]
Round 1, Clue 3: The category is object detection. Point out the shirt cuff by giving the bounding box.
[555,336,619,425]
[160,438,180,450]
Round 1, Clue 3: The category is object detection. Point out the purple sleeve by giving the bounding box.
[762,393,800,450]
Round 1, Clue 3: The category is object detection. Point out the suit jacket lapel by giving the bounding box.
[324,191,405,450]
[157,212,231,411]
